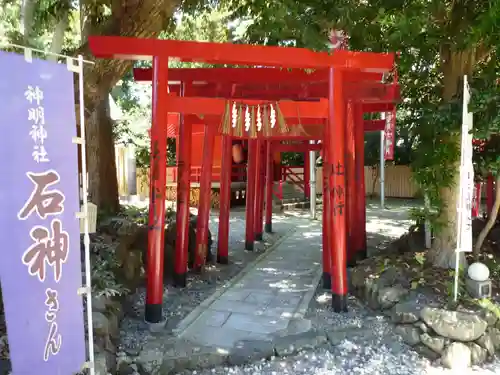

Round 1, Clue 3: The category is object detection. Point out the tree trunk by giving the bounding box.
[48,3,70,58]
[77,0,180,213]
[370,165,379,197]
[20,0,36,42]
[474,174,500,259]
[85,96,120,212]
[428,47,477,269]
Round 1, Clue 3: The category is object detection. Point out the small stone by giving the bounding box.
[476,332,495,356]
[413,344,441,361]
[228,340,275,366]
[468,342,488,365]
[325,327,373,346]
[94,352,109,375]
[377,285,409,310]
[420,333,445,354]
[394,324,421,346]
[273,329,327,357]
[92,295,111,312]
[487,327,500,349]
[441,342,471,369]
[420,307,487,342]
[482,309,498,327]
[414,321,429,333]
[392,301,424,324]
[93,311,110,337]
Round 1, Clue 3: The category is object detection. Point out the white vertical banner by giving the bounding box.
[454,75,474,301]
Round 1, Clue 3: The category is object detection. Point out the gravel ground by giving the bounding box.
[172,204,500,375]
[119,211,296,350]
[174,280,500,375]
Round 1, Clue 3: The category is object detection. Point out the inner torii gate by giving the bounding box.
[89,36,398,323]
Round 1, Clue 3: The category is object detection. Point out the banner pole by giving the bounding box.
[76,54,96,375]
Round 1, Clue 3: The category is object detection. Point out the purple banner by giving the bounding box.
[0,51,85,375]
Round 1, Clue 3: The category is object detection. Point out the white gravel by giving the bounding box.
[178,201,500,375]
[179,301,500,375]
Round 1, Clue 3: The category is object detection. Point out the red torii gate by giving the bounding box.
[88,36,398,323]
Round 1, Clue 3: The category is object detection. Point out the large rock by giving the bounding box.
[441,342,471,369]
[351,267,412,310]
[135,216,214,280]
[420,307,488,342]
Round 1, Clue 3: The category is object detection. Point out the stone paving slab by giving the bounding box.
[177,218,323,349]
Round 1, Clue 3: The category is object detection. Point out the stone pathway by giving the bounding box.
[176,219,323,349]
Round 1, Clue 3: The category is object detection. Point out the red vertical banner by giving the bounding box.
[487,174,495,217]
[472,182,481,218]
[384,108,396,160]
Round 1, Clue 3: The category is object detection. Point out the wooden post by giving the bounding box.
[328,67,348,312]
[304,148,310,199]
[245,139,257,250]
[194,121,216,271]
[217,135,232,264]
[174,88,192,287]
[322,123,331,289]
[345,101,357,267]
[254,139,264,240]
[355,103,367,259]
[145,56,169,323]
[264,140,274,233]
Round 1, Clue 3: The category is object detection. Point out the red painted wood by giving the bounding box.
[88,36,395,71]
[254,140,265,239]
[345,102,357,265]
[322,130,331,288]
[354,104,367,257]
[166,96,328,118]
[274,143,322,152]
[265,141,274,233]
[134,67,384,84]
[363,102,396,113]
[304,148,310,199]
[217,135,232,263]
[162,83,399,104]
[146,57,169,322]
[364,119,386,132]
[327,68,348,308]
[174,84,192,285]
[194,121,217,270]
[245,140,258,250]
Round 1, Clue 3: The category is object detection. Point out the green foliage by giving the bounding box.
[281,152,304,166]
[227,0,500,251]
[91,247,130,298]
